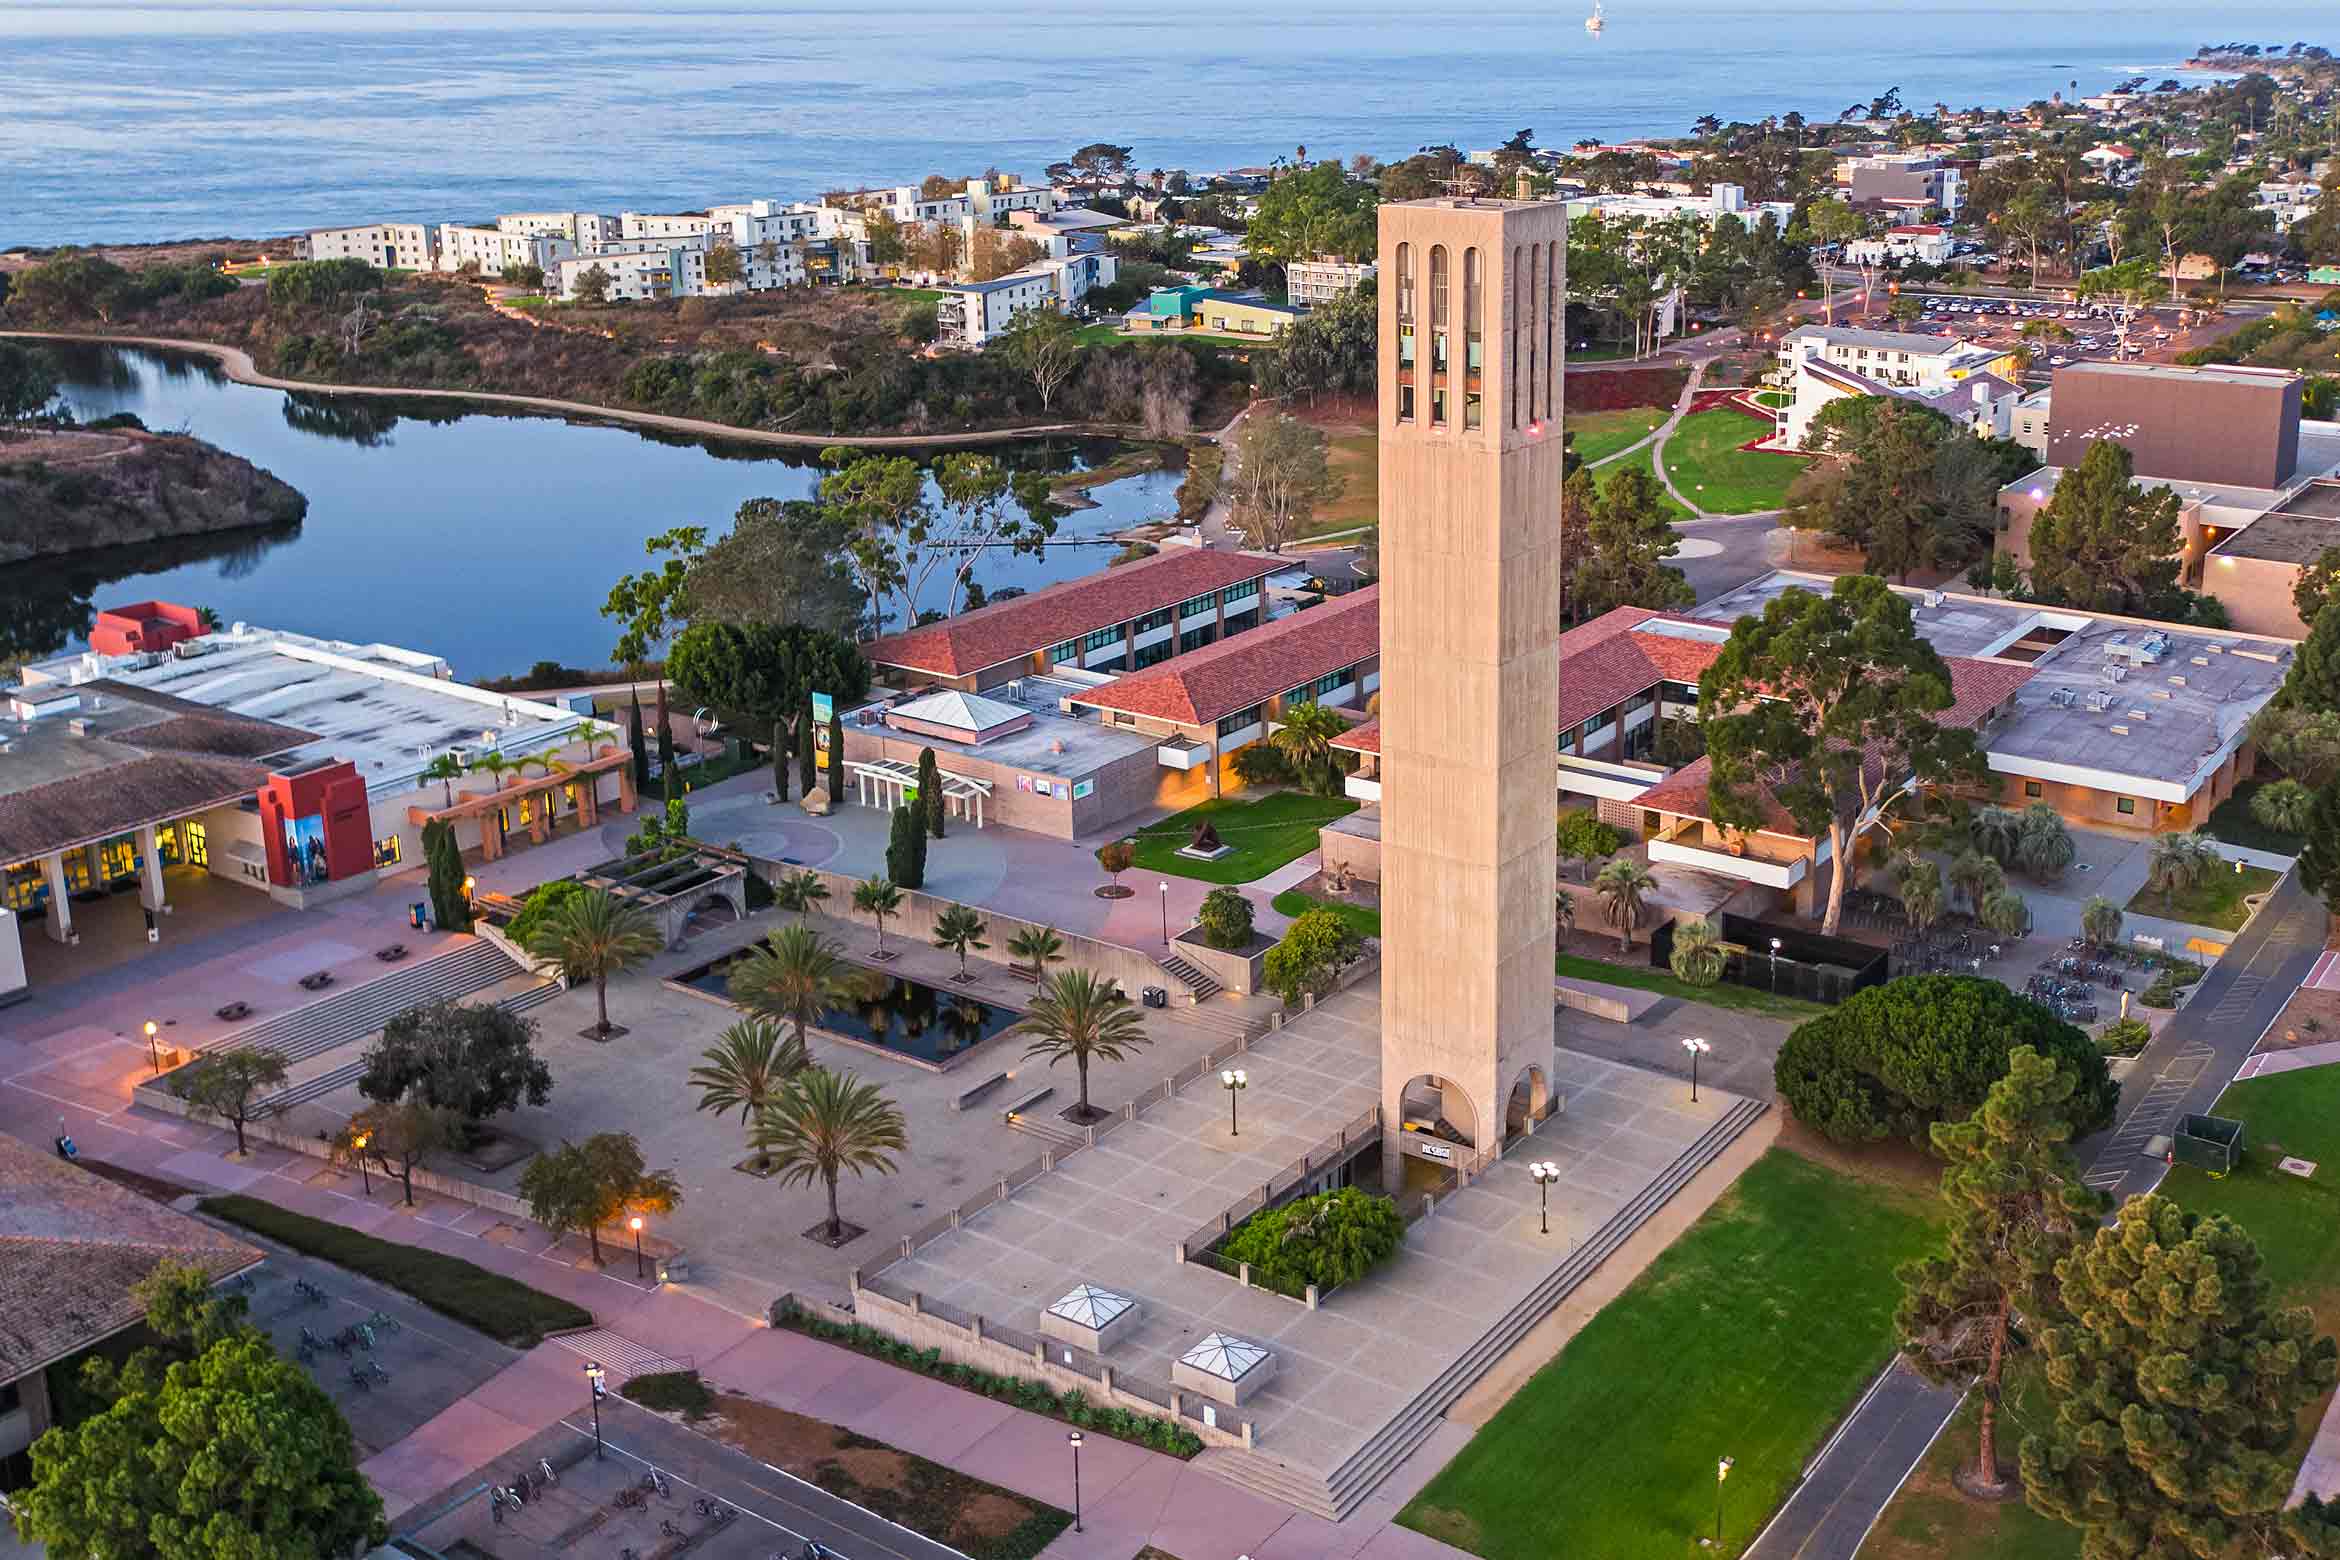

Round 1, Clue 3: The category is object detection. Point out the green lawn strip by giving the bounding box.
[1564,406,1670,464]
[1555,950,1829,1020]
[1596,444,1694,518]
[2204,780,2305,855]
[1271,889,1380,938]
[198,1194,590,1346]
[1128,792,1358,884]
[1658,408,1807,514]
[2122,863,2282,932]
[1399,1149,1935,1559]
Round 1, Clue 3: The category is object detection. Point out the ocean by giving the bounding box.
[0,0,2329,249]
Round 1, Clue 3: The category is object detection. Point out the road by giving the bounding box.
[1744,875,2328,1560]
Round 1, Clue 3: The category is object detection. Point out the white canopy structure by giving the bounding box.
[844,757,996,828]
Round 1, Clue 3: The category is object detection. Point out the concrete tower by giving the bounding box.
[1376,197,1566,1172]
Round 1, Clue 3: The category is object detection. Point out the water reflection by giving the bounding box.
[0,524,302,667]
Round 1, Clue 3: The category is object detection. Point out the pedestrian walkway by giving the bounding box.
[2236,1036,2340,1079]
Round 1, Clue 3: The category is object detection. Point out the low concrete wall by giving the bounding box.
[1555,984,1634,1023]
[1173,926,1269,995]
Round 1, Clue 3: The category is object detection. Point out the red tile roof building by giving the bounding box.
[1071,588,1380,729]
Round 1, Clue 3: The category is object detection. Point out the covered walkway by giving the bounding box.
[845,757,996,828]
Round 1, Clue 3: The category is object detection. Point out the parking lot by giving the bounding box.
[1900,291,2197,371]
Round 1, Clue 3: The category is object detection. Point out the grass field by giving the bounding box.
[2124,863,2281,932]
[1597,445,1694,520]
[1306,430,1379,536]
[1569,406,1670,465]
[1658,408,1808,515]
[1399,1148,1935,1559]
[1555,949,1828,1020]
[1128,792,1358,884]
[1271,889,1380,937]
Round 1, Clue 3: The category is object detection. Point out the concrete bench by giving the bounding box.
[952,1071,1011,1112]
[999,1086,1055,1124]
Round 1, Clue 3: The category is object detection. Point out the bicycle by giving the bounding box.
[346,1365,372,1392]
[661,1519,687,1539]
[366,1310,402,1334]
[645,1467,670,1499]
[294,1278,328,1306]
[707,1503,736,1528]
[537,1457,558,1488]
[361,1359,390,1385]
[296,1338,318,1365]
[489,1487,508,1526]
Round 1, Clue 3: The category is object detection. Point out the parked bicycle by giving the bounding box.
[294,1278,328,1306]
[661,1519,688,1539]
[645,1468,670,1499]
[365,1310,402,1334]
[537,1457,558,1488]
[346,1365,373,1393]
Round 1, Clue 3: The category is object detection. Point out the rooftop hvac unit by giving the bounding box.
[2048,687,2078,708]
[2086,690,2116,712]
[2110,723,2131,735]
[1923,590,1945,608]
[171,639,217,660]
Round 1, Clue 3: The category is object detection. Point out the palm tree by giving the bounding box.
[1978,888,2029,940]
[773,868,831,923]
[689,1018,808,1169]
[2081,895,2124,948]
[749,1067,908,1243]
[1593,857,1657,954]
[469,749,516,790]
[1270,702,1351,794]
[726,924,853,1055]
[1901,860,1946,934]
[1948,851,2005,915]
[1555,890,1577,946]
[1018,968,1152,1123]
[1006,924,1065,979]
[1970,805,2023,866]
[2015,803,2075,881]
[932,904,989,981]
[421,752,466,808]
[853,876,904,956]
[2145,831,2215,910]
[2252,778,2316,836]
[1668,917,1726,985]
[524,887,662,1039]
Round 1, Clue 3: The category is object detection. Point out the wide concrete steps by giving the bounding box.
[256,969,563,1118]
[1159,954,1225,1001]
[1198,1095,1770,1520]
[211,940,522,1068]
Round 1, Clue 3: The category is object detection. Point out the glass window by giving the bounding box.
[1084,625,1123,652]
[1051,640,1079,663]
[2115,797,2135,816]
[1180,591,1219,617]
[1218,704,1264,737]
[375,835,403,868]
[1178,623,1218,654]
[185,820,208,867]
[2024,780,2043,799]
[1134,607,1174,633]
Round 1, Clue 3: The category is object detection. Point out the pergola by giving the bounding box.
[845,758,995,828]
[406,749,636,862]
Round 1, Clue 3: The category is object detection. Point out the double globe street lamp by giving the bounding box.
[1682,1036,1711,1104]
[1529,1160,1560,1236]
[1221,1068,1247,1137]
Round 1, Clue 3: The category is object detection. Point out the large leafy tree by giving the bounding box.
[750,1066,909,1242]
[2026,440,2183,615]
[182,1048,289,1156]
[524,886,663,1040]
[1775,974,2116,1145]
[340,1097,457,1206]
[2281,602,2340,714]
[666,618,869,763]
[1897,1047,2102,1495]
[1230,412,1342,552]
[2023,1195,2340,1558]
[1018,967,1152,1122]
[1571,465,1694,618]
[0,341,59,425]
[1257,277,1377,403]
[1221,1187,1406,1294]
[359,998,551,1129]
[518,1131,682,1265]
[1699,575,1987,935]
[1262,906,1368,1003]
[818,450,1062,626]
[2294,544,2340,628]
[1787,399,2002,582]
[1244,160,1378,268]
[1270,701,1352,794]
[16,1326,386,1560]
[679,497,864,637]
[993,307,1084,413]
[2298,778,2340,911]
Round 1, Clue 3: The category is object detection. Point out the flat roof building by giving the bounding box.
[2044,360,2304,491]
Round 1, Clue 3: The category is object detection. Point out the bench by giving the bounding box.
[999,1086,1055,1124]
[952,1072,1011,1112]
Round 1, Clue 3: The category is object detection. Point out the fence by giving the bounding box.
[1175,1106,1384,1309]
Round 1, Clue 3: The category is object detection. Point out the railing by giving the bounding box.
[1176,1106,1384,1269]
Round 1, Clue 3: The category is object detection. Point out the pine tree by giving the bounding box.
[2282,601,2340,714]
[797,691,818,798]
[2025,439,2183,614]
[918,746,946,838]
[1896,1047,2100,1495]
[2299,777,2340,910]
[2022,1195,2339,1557]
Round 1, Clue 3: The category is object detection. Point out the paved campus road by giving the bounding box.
[1746,875,2328,1560]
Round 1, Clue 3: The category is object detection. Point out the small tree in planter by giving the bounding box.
[1095,838,1135,895]
[932,904,989,981]
[1195,886,1255,950]
[1264,908,1367,1004]
[1006,924,1065,978]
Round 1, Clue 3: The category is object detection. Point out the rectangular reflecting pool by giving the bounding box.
[673,948,1021,1067]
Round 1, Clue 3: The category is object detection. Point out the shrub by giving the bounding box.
[1773,974,2116,1146]
[1230,743,1294,787]
[504,877,587,949]
[621,1369,715,1420]
[2097,1017,2152,1056]
[1219,1186,1405,1295]
[1263,906,1367,1003]
[1195,886,1256,950]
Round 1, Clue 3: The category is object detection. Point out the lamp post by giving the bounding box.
[1682,1036,1711,1104]
[629,1215,645,1281]
[1530,1160,1560,1235]
[1159,880,1170,946]
[1768,936,1783,993]
[144,1020,160,1074]
[1713,1455,1734,1546]
[352,1130,372,1196]
[1222,1068,1247,1136]
[1067,1430,1084,1532]
[585,1361,606,1460]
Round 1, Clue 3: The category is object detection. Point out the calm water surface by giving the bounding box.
[21,344,1182,676]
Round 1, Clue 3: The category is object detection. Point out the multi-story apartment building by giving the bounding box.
[435,226,572,275]
[934,252,1116,347]
[304,223,438,270]
[550,241,701,302]
[1286,257,1378,306]
[619,210,722,241]
[1774,324,2023,446]
[1842,153,1967,215]
[1563,182,1797,234]
[497,211,620,248]
[1842,224,1956,267]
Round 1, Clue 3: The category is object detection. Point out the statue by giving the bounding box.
[1190,820,1224,852]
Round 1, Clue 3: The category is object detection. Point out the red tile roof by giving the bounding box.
[1332,718,1380,754]
[1072,589,1380,726]
[1553,607,1730,730]
[861,550,1289,679]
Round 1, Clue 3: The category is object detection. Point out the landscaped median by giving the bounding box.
[198,1194,590,1346]
[1398,1147,1935,1559]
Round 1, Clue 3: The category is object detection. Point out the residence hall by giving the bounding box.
[0,610,631,1004]
[831,587,1379,840]
[1773,323,2024,448]
[1995,360,2340,639]
[1326,576,2293,917]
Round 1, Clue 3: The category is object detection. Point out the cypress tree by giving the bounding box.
[421,819,472,932]
[797,692,818,799]
[909,802,928,885]
[626,691,650,792]
[2299,778,2340,910]
[885,803,921,887]
[770,717,791,803]
[918,746,946,838]
[654,684,675,785]
[828,705,846,802]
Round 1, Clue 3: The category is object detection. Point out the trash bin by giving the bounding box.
[410,902,428,930]
[1142,985,1168,1009]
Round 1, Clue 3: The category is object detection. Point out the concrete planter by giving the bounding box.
[1173,925,1270,995]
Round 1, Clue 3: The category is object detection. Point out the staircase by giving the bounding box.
[254,974,562,1118]
[206,940,522,1068]
[1196,1095,1770,1519]
[1157,953,1224,1001]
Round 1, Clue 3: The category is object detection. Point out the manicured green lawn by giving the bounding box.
[2205,780,2305,855]
[1555,950,1829,1020]
[2124,863,2281,933]
[1271,889,1380,937]
[200,1194,591,1345]
[1750,389,1791,409]
[1128,792,1358,884]
[1565,406,1669,464]
[1596,445,1694,519]
[1400,1149,1936,1559]
[1658,408,1808,515]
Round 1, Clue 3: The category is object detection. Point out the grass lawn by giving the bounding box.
[1566,406,1669,465]
[1073,321,1127,346]
[1597,445,1694,519]
[1867,1363,2076,1560]
[2205,779,2305,856]
[1750,389,1790,409]
[1658,408,1808,514]
[888,286,947,303]
[1271,888,1380,938]
[199,1194,591,1345]
[1128,792,1357,884]
[2123,863,2282,932]
[1556,948,1830,1021]
[1399,1148,1936,1559]
[1303,430,1379,536]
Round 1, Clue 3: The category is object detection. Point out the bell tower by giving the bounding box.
[1375,197,1566,1171]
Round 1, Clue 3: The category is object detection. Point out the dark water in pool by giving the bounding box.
[679,949,1020,1065]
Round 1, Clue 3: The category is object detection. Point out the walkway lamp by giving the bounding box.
[352,1130,372,1196]
[1159,880,1171,945]
[1713,1455,1734,1546]
[1221,1068,1247,1136]
[1768,936,1783,992]
[629,1215,645,1280]
[144,1020,160,1074]
[1067,1430,1084,1532]
[585,1361,607,1459]
[1530,1160,1560,1235]
[1682,1036,1711,1103]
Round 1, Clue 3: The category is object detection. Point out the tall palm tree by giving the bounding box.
[2080,895,2124,948]
[688,1018,808,1170]
[1270,702,1351,794]
[933,904,989,981]
[1006,924,1065,979]
[1593,857,1657,954]
[773,868,831,923]
[2145,831,2215,910]
[525,887,662,1039]
[1668,916,1726,985]
[2015,803,2075,881]
[750,1067,908,1243]
[469,749,516,790]
[1018,968,1152,1123]
[1948,851,2005,915]
[726,924,853,1055]
[853,877,903,956]
[421,752,466,808]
